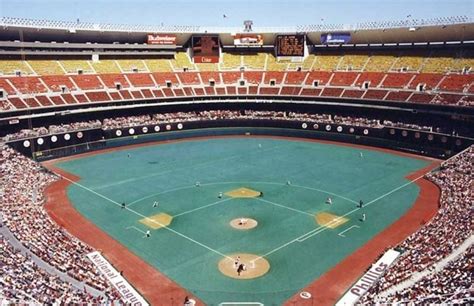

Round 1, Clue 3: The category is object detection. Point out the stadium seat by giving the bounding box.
[341,89,365,99]
[0,60,33,75]
[242,53,267,70]
[243,72,264,85]
[144,59,174,72]
[320,87,344,98]
[90,60,121,74]
[355,72,386,87]
[152,72,179,87]
[392,53,425,72]
[221,53,242,70]
[222,72,241,84]
[305,71,333,85]
[70,75,103,90]
[264,71,285,84]
[313,54,342,71]
[116,60,148,72]
[338,54,369,71]
[28,60,65,75]
[385,91,412,102]
[41,75,76,92]
[99,74,131,88]
[381,73,416,88]
[200,72,222,85]
[362,89,389,100]
[85,91,111,102]
[172,52,196,71]
[266,54,288,71]
[364,55,396,72]
[408,73,444,90]
[438,74,474,92]
[284,71,307,85]
[125,73,155,87]
[59,60,95,74]
[176,72,201,85]
[330,72,359,86]
[8,76,48,94]
[50,95,66,105]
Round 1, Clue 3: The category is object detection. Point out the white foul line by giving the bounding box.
[252,172,430,263]
[338,225,360,237]
[55,173,233,260]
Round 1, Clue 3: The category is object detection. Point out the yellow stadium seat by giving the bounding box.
[144,59,173,72]
[116,59,148,72]
[221,53,241,70]
[60,60,94,73]
[0,60,33,75]
[364,55,397,72]
[90,60,121,74]
[28,60,65,75]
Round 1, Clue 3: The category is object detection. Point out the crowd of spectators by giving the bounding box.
[370,246,472,304]
[0,234,112,304]
[361,145,473,303]
[0,146,121,303]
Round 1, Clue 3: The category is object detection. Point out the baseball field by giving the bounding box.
[51,136,431,305]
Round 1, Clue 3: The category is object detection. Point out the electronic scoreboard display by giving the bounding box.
[275,34,305,57]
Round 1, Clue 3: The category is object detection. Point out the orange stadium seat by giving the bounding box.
[8,77,48,94]
[125,73,155,87]
[200,72,221,85]
[408,73,444,90]
[305,71,333,85]
[243,72,264,85]
[342,89,365,99]
[176,72,201,85]
[264,72,285,84]
[99,74,131,88]
[41,75,76,92]
[152,72,179,87]
[363,89,388,100]
[284,71,307,85]
[320,87,344,97]
[70,75,103,90]
[385,91,412,102]
[438,74,474,92]
[381,73,416,88]
[222,72,241,84]
[330,72,359,86]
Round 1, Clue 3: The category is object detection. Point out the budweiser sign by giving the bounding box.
[147,34,176,45]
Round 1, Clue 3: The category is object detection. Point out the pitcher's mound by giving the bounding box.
[218,253,270,279]
[230,218,258,230]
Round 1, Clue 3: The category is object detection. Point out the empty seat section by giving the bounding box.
[28,60,64,75]
[422,57,454,73]
[305,71,332,85]
[355,72,385,87]
[280,86,300,95]
[109,92,122,100]
[300,88,321,96]
[222,72,241,84]
[264,72,285,84]
[408,93,434,103]
[193,88,204,95]
[173,88,185,96]
[288,54,316,71]
[130,91,144,99]
[73,94,89,103]
[196,63,218,71]
[363,89,388,100]
[91,60,121,74]
[0,60,33,75]
[60,94,76,104]
[221,53,241,70]
[23,97,41,108]
[330,72,358,86]
[243,72,263,85]
[59,60,94,74]
[99,74,131,88]
[200,72,221,85]
[0,78,19,94]
[176,72,200,85]
[313,54,341,71]
[385,91,412,101]
[144,59,173,72]
[392,53,425,72]
[242,53,266,70]
[125,73,155,87]
[8,97,27,108]
[41,75,76,92]
[342,89,364,98]
[49,95,65,105]
[215,87,226,95]
[338,54,369,71]
[450,57,474,73]
[438,74,474,92]
[85,91,110,102]
[266,54,288,71]
[284,71,307,85]
[70,75,103,90]
[364,55,397,72]
[172,52,196,70]
[259,87,280,95]
[152,72,179,86]
[8,77,47,94]
[381,73,415,88]
[116,60,148,72]
[408,73,444,90]
[434,93,462,105]
[35,96,54,106]
[321,87,344,97]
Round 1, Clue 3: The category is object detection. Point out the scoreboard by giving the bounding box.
[275,34,305,57]
[192,35,220,63]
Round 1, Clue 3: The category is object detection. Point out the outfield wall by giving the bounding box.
[7,119,472,161]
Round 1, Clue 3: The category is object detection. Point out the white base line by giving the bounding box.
[256,198,314,216]
[174,198,233,217]
[338,225,360,237]
[126,226,147,235]
[55,173,233,260]
[252,172,430,263]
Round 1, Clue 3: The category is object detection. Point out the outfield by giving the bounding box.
[52,137,430,305]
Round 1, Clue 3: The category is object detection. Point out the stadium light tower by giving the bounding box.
[243,20,253,32]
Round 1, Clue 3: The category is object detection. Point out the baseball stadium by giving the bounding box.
[0,1,473,305]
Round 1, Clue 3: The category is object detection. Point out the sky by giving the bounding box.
[0,0,472,27]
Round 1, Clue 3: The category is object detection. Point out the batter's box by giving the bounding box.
[225,187,262,198]
[139,213,173,229]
